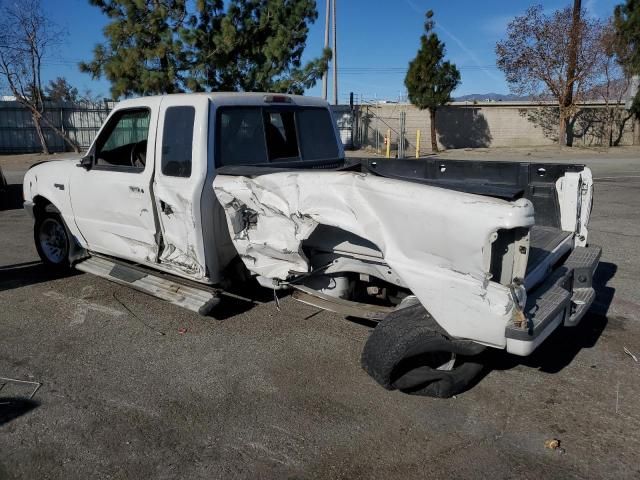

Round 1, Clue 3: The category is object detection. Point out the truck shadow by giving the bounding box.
[0,398,39,426]
[483,261,616,375]
[592,261,617,317]
[483,311,608,374]
[211,282,276,321]
[0,261,79,292]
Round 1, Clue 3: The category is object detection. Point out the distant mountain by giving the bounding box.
[454,93,531,102]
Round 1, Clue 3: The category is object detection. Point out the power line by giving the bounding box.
[339,65,500,72]
[41,59,502,77]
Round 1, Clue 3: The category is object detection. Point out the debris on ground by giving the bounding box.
[544,438,565,454]
[178,327,188,335]
[624,346,638,362]
[0,377,42,399]
[112,292,165,336]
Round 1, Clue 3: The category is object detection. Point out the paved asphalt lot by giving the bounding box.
[1,148,640,479]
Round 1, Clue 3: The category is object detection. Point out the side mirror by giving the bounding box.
[77,155,93,170]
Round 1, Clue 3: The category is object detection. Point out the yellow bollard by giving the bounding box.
[415,129,421,158]
[385,128,391,158]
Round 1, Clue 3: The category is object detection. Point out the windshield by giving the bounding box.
[216,106,340,167]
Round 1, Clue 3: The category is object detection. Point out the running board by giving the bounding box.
[291,284,395,321]
[74,256,220,316]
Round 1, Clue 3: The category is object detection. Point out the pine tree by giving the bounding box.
[181,0,224,92]
[81,0,329,97]
[188,0,329,94]
[404,11,460,153]
[45,77,79,102]
[80,0,187,98]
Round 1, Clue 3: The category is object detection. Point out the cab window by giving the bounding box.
[161,106,195,178]
[264,111,298,161]
[216,106,339,167]
[218,108,268,166]
[95,109,150,171]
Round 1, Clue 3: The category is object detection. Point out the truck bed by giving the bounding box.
[526,226,572,275]
[350,157,586,229]
[352,158,582,284]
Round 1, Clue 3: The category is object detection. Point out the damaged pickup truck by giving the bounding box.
[23,93,600,398]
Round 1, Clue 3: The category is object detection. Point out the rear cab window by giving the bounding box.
[216,105,339,167]
[161,106,195,177]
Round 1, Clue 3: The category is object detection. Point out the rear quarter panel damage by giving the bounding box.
[213,171,535,347]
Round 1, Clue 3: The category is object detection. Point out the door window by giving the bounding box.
[95,109,150,171]
[161,106,195,177]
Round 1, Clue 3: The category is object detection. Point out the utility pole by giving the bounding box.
[332,0,338,105]
[322,0,330,100]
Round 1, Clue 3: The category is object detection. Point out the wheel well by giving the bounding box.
[32,195,87,263]
[32,196,60,218]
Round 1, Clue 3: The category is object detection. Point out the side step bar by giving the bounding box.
[74,256,220,315]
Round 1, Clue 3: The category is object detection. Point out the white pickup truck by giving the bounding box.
[23,93,600,397]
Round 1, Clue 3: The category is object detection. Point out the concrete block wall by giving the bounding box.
[354,101,635,155]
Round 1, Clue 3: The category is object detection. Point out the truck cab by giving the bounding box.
[24,93,343,284]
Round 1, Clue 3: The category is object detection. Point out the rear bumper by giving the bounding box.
[506,245,601,356]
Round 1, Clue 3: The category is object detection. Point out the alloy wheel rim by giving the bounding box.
[39,218,67,263]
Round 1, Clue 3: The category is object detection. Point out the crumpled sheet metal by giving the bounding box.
[214,171,535,346]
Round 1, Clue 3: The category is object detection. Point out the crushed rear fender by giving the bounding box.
[213,171,535,347]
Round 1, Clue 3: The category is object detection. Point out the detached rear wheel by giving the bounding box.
[361,304,486,398]
[35,213,70,269]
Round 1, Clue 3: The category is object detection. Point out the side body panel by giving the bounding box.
[68,97,162,264]
[214,171,536,347]
[153,95,210,280]
[23,159,86,245]
[200,103,237,284]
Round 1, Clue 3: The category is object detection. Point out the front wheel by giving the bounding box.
[34,213,70,269]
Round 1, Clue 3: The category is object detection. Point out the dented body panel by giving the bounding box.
[152,95,211,280]
[213,171,535,347]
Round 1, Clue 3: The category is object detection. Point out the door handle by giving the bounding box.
[54,183,65,190]
[129,186,144,194]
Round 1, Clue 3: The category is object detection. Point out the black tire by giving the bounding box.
[361,304,486,398]
[34,212,70,269]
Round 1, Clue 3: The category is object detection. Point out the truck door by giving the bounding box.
[69,98,161,264]
[153,96,210,281]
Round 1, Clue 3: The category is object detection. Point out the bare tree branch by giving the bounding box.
[0,0,79,153]
[496,5,605,146]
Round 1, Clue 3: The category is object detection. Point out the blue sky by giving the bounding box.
[40,0,621,102]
